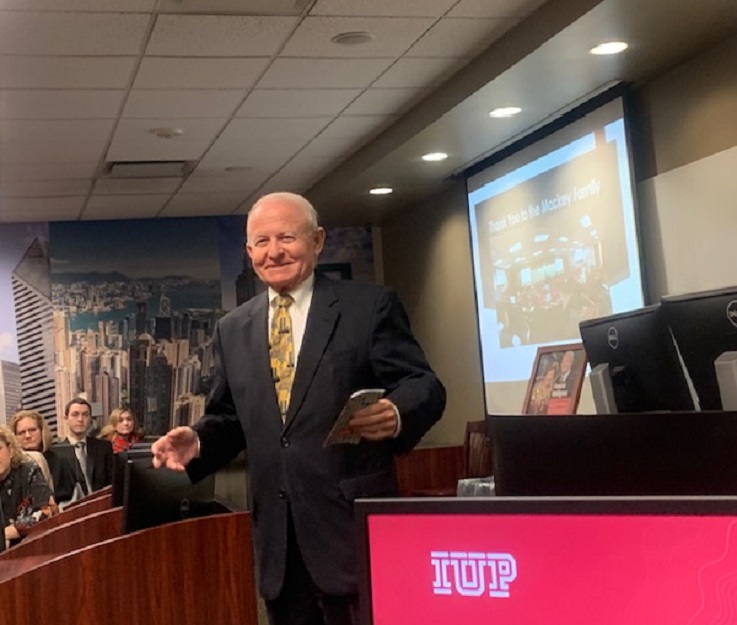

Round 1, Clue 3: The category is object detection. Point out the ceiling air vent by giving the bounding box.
[102,161,195,179]
[158,0,312,15]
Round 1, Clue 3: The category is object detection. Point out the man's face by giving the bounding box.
[65,402,91,437]
[246,199,325,293]
[561,351,574,373]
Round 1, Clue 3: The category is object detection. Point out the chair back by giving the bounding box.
[464,420,493,478]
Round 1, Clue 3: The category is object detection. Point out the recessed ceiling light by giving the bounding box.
[331,31,375,46]
[421,152,448,162]
[148,127,184,139]
[489,107,522,118]
[369,186,393,195]
[590,41,628,55]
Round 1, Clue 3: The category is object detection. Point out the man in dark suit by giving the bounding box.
[56,397,114,494]
[153,192,446,625]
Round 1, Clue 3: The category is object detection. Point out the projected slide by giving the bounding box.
[467,97,644,408]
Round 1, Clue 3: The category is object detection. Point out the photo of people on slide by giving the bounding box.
[476,132,624,348]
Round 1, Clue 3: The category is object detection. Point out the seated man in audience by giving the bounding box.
[54,398,114,496]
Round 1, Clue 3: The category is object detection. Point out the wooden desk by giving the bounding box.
[394,444,464,496]
[0,511,258,625]
[28,492,112,537]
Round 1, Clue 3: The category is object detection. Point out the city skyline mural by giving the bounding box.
[0,216,375,437]
[49,216,244,438]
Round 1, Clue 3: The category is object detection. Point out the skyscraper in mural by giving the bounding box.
[0,360,22,426]
[11,238,57,432]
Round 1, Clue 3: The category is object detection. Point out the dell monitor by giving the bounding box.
[355,496,737,625]
[661,285,737,410]
[121,457,217,534]
[578,304,694,413]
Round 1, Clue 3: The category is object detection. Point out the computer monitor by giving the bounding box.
[578,304,694,413]
[661,285,737,410]
[121,457,217,534]
[355,496,737,625]
[111,444,154,508]
[487,412,737,497]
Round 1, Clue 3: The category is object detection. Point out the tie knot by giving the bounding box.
[274,294,294,309]
[75,441,85,450]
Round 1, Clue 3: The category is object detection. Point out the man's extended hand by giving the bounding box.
[346,398,398,441]
[151,426,199,471]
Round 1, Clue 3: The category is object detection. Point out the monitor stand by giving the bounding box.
[590,363,618,414]
[715,351,737,410]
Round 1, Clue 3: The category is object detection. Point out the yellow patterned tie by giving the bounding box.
[270,294,295,423]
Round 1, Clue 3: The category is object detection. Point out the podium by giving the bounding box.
[0,498,258,625]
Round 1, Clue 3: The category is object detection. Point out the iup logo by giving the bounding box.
[430,551,517,598]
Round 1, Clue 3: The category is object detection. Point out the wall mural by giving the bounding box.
[0,217,374,438]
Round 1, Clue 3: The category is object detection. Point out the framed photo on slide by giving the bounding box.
[522,342,587,415]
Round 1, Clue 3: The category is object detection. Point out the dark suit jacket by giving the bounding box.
[55,437,114,494]
[43,448,80,503]
[188,275,446,599]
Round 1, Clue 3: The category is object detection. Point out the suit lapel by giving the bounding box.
[285,276,339,426]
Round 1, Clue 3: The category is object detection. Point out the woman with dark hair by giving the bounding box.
[10,409,79,505]
[0,426,53,547]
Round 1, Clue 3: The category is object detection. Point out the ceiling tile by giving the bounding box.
[1,141,107,164]
[342,87,429,115]
[146,15,298,57]
[0,90,125,119]
[179,169,271,194]
[123,90,244,119]
[0,13,150,55]
[371,57,470,88]
[282,16,434,58]
[309,0,457,17]
[134,57,270,89]
[83,194,170,220]
[320,115,392,140]
[161,192,245,217]
[0,0,155,10]
[0,120,114,143]
[407,18,511,57]
[0,57,137,89]
[206,117,333,164]
[448,0,548,18]
[0,196,86,213]
[0,179,92,198]
[108,118,226,162]
[236,89,361,118]
[93,178,183,195]
[0,162,99,182]
[257,58,394,89]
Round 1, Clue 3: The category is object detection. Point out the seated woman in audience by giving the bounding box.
[98,406,144,453]
[10,409,79,506]
[0,427,53,547]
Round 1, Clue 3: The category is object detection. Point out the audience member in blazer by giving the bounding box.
[57,398,113,494]
[153,192,446,625]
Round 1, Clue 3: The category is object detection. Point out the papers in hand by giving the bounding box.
[323,388,385,447]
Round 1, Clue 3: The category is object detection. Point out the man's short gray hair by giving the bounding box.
[248,192,319,232]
